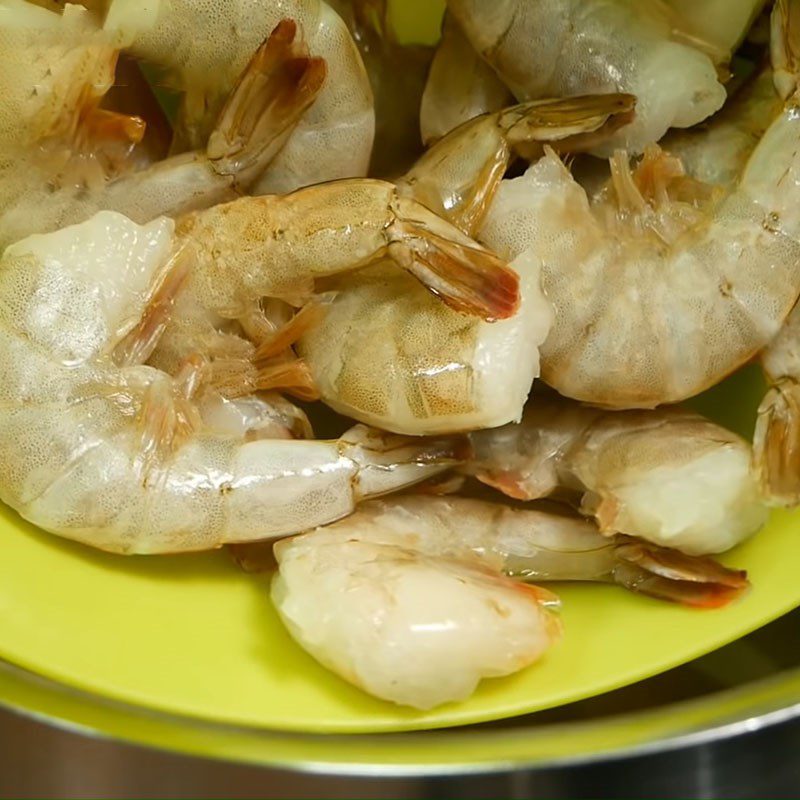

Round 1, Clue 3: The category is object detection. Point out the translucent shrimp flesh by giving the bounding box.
[419,12,513,146]
[464,396,767,555]
[105,0,375,194]
[665,0,768,58]
[271,495,748,708]
[446,0,727,155]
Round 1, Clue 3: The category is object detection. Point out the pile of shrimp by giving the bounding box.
[1,0,799,711]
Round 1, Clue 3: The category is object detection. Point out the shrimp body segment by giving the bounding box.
[106,0,375,194]
[0,211,473,554]
[272,518,561,710]
[420,12,513,146]
[446,0,726,155]
[465,398,767,555]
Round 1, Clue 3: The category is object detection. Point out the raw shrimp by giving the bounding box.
[472,0,800,409]
[146,177,520,394]
[272,495,748,708]
[295,95,633,436]
[464,396,767,555]
[0,1,143,164]
[419,12,513,146]
[478,53,800,407]
[105,0,375,194]
[0,19,326,248]
[665,0,768,58]
[272,516,561,710]
[754,301,800,506]
[0,211,477,554]
[328,0,433,176]
[446,0,726,155]
[663,65,781,187]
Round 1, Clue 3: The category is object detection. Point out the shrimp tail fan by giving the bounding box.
[754,378,800,507]
[207,19,327,180]
[389,213,521,322]
[611,540,750,609]
[501,93,637,160]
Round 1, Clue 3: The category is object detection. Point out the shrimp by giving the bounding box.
[327,0,433,177]
[477,4,800,409]
[105,0,375,194]
[463,396,767,555]
[294,95,633,436]
[0,19,326,248]
[419,12,513,147]
[446,0,726,155]
[490,0,800,410]
[0,210,481,554]
[665,0,768,58]
[0,1,144,167]
[271,494,748,708]
[145,177,520,396]
[663,65,781,188]
[754,302,800,506]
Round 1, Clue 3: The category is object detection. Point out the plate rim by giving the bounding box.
[2,653,800,775]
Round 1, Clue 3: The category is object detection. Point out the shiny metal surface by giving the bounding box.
[0,609,798,796]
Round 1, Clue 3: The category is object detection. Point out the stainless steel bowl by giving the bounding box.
[1,608,798,797]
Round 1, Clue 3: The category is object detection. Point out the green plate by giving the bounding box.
[1,0,799,738]
[0,363,798,734]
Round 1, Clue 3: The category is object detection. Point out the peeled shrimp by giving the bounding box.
[328,0,433,177]
[479,83,800,406]
[419,12,513,146]
[0,19,325,248]
[295,95,633,436]
[272,494,748,708]
[446,0,726,155]
[754,301,800,506]
[146,177,519,397]
[473,0,800,409]
[464,396,767,555]
[0,210,485,553]
[665,0,768,57]
[105,0,374,194]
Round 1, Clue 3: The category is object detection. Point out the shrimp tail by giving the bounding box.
[500,93,637,160]
[611,540,750,609]
[206,19,327,183]
[388,198,521,321]
[210,304,323,401]
[754,377,800,506]
[772,0,800,101]
[211,356,319,401]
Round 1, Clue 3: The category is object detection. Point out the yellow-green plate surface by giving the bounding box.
[0,367,799,734]
[1,1,800,737]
